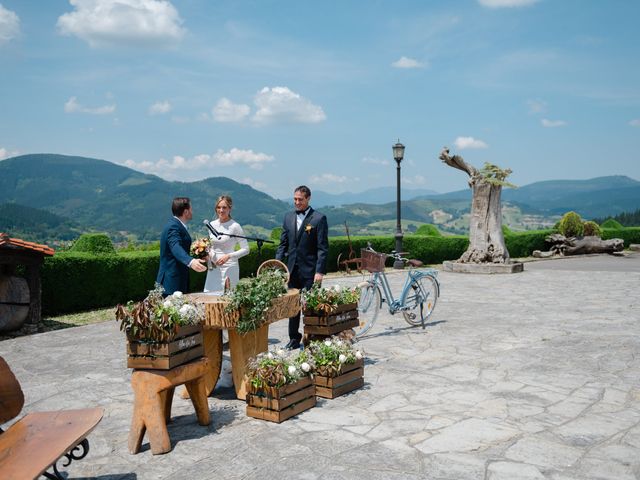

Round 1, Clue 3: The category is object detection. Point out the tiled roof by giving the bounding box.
[0,233,55,256]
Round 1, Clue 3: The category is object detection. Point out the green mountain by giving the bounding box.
[0,154,289,241]
[0,203,81,244]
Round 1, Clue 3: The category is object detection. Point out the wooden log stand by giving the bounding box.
[246,376,316,423]
[184,290,300,400]
[128,357,211,455]
[314,358,365,399]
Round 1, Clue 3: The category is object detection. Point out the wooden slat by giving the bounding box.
[127,331,203,356]
[126,344,204,369]
[304,317,359,335]
[315,367,363,388]
[247,385,315,410]
[247,376,312,399]
[303,309,358,326]
[0,408,103,480]
[315,377,364,399]
[246,396,316,423]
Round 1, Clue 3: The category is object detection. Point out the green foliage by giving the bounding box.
[270,227,283,241]
[306,337,364,377]
[224,269,288,334]
[600,218,623,229]
[70,233,116,254]
[502,224,513,236]
[246,349,314,389]
[582,221,602,237]
[413,224,442,236]
[503,230,551,258]
[478,163,516,188]
[602,227,640,247]
[557,211,584,237]
[301,284,360,314]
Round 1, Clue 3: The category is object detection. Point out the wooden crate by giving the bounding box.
[303,303,359,336]
[246,376,316,423]
[314,358,364,399]
[127,324,204,370]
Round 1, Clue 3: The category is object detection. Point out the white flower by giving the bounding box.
[301,362,310,372]
[179,305,190,315]
[173,291,183,298]
[355,351,363,360]
[339,354,347,363]
[288,365,297,375]
[332,284,341,292]
[276,349,285,357]
[267,352,274,359]
[324,340,332,346]
[163,300,172,308]
[335,339,343,346]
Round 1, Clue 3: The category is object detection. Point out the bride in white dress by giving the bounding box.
[203,195,250,293]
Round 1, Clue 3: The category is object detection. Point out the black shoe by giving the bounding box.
[285,339,301,350]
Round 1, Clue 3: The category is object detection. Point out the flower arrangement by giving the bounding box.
[115,284,205,342]
[189,237,211,259]
[246,348,315,390]
[224,268,288,334]
[301,283,360,315]
[306,336,364,377]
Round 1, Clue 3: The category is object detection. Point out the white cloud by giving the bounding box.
[252,86,326,125]
[527,99,547,114]
[454,136,488,149]
[309,173,348,184]
[64,96,116,115]
[362,156,391,166]
[0,147,19,160]
[0,4,19,46]
[629,119,640,127]
[391,56,426,69]
[403,174,427,186]
[57,0,185,48]
[213,98,250,123]
[478,0,539,8]
[541,118,567,128]
[123,148,274,175]
[148,100,172,115]
[240,177,267,191]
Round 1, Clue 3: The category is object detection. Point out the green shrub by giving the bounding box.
[70,233,116,254]
[414,224,442,237]
[270,227,283,241]
[557,211,584,237]
[602,227,640,247]
[504,230,552,258]
[502,225,512,236]
[601,218,623,229]
[582,221,602,237]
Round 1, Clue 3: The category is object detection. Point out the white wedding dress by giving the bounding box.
[203,218,250,294]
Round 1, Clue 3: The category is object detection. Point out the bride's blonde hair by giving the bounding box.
[215,195,233,219]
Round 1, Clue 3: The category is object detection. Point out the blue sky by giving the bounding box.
[1,0,639,198]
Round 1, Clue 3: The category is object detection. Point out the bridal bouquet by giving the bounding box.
[189,237,211,259]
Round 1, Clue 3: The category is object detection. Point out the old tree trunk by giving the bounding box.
[439,148,514,264]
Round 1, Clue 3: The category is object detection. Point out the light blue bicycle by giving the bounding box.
[355,247,440,337]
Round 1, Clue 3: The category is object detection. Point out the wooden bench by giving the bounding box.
[128,356,211,455]
[0,356,103,480]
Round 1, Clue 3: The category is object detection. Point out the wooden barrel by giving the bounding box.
[0,275,30,333]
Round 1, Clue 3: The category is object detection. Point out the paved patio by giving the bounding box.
[1,253,639,480]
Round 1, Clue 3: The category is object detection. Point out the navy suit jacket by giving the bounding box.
[276,207,328,282]
[156,217,193,295]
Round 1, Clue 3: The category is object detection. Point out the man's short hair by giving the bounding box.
[172,197,191,217]
[294,185,311,198]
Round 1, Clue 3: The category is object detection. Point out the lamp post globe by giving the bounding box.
[393,141,405,269]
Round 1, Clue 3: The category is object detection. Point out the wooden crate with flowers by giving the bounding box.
[245,348,316,423]
[302,284,360,336]
[307,337,365,399]
[115,285,205,370]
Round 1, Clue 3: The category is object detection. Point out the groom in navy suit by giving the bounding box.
[276,186,329,349]
[157,197,207,295]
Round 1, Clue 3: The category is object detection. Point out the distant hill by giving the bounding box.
[0,154,289,241]
[307,187,439,208]
[0,202,81,243]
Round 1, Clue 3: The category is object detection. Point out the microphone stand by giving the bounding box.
[203,220,274,255]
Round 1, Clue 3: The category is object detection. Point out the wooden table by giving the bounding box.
[184,289,300,400]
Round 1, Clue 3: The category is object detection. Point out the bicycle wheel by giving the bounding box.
[402,275,439,326]
[354,281,381,337]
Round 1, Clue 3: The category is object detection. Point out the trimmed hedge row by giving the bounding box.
[41,228,639,315]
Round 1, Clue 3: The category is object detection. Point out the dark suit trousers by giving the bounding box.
[288,266,315,341]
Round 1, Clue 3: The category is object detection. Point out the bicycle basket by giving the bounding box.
[360,249,387,273]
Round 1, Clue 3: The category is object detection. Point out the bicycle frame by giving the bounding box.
[368,268,439,315]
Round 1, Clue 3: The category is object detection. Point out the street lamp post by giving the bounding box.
[393,141,405,269]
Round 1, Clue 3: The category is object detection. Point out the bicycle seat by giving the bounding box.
[407,259,423,268]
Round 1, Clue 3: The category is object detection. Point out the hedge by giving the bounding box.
[40,228,639,315]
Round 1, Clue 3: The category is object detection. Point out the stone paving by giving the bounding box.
[1,253,639,480]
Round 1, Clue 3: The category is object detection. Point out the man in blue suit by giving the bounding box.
[157,197,207,295]
[276,186,329,349]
